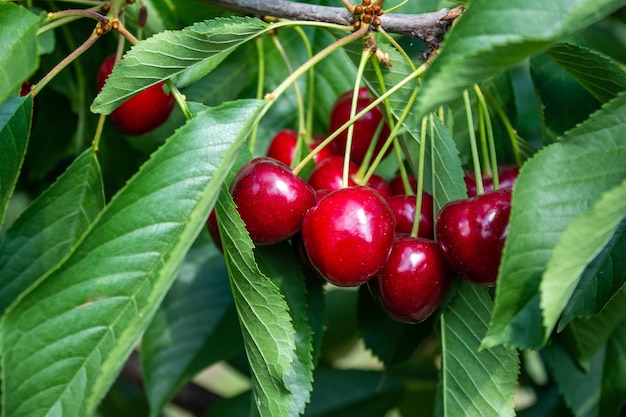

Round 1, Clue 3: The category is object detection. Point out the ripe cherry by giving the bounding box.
[464,165,520,197]
[301,186,395,287]
[97,55,175,136]
[364,174,392,199]
[230,157,316,245]
[386,193,434,239]
[206,209,222,251]
[436,189,512,286]
[328,87,391,165]
[266,129,333,167]
[389,174,418,196]
[369,236,451,323]
[308,155,358,192]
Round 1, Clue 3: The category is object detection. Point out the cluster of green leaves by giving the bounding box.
[0,0,625,417]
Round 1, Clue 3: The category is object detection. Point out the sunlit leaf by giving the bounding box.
[0,99,264,417]
[215,188,295,417]
[0,150,104,316]
[485,92,626,350]
[0,96,32,229]
[0,3,39,105]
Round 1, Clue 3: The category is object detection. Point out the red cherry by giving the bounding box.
[364,174,392,199]
[308,155,358,192]
[328,87,391,165]
[230,157,316,245]
[97,55,175,136]
[436,189,512,286]
[386,193,434,239]
[206,209,222,251]
[266,129,333,167]
[369,236,451,323]
[301,186,395,287]
[464,165,520,197]
[389,174,418,196]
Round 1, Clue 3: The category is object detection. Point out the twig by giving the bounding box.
[202,0,461,46]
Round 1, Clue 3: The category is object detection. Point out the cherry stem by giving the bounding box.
[249,38,266,154]
[410,115,428,238]
[473,85,499,189]
[91,113,107,152]
[342,48,372,188]
[293,61,426,176]
[116,21,141,45]
[291,25,316,143]
[32,30,101,97]
[480,86,522,166]
[463,89,484,195]
[44,8,109,24]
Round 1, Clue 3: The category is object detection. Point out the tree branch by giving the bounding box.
[203,0,461,45]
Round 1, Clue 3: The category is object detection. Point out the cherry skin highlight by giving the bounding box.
[436,189,512,286]
[301,186,395,287]
[97,55,175,136]
[229,157,316,245]
[369,236,452,323]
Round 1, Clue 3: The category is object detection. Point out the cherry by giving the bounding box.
[364,174,392,199]
[308,155,358,192]
[386,192,434,239]
[301,186,395,287]
[97,55,175,136]
[266,129,333,167]
[19,82,38,125]
[436,189,512,286]
[206,209,222,251]
[369,236,451,323]
[328,87,391,165]
[464,165,520,197]
[389,174,418,196]
[229,157,316,245]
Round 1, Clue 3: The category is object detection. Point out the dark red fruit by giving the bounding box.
[436,189,512,286]
[386,193,434,239]
[308,155,358,192]
[364,174,392,199]
[301,186,395,287]
[328,87,391,165]
[389,174,418,196]
[206,209,222,251]
[97,55,175,136]
[464,165,520,197]
[230,157,316,245]
[369,236,451,323]
[20,82,38,124]
[266,129,333,167]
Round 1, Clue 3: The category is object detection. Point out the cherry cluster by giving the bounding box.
[209,88,518,324]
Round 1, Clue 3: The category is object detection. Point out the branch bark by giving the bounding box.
[203,0,461,45]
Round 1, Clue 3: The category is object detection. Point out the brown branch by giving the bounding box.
[203,0,460,45]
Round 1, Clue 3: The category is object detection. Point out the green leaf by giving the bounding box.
[440,283,519,417]
[559,224,626,326]
[0,96,32,229]
[215,188,295,417]
[0,149,104,315]
[563,287,626,370]
[91,17,269,115]
[530,52,600,144]
[0,99,264,417]
[256,243,315,417]
[540,180,626,341]
[0,3,39,105]
[544,322,626,417]
[357,286,434,367]
[413,0,625,119]
[303,369,403,417]
[484,92,626,350]
[545,43,626,103]
[141,243,243,417]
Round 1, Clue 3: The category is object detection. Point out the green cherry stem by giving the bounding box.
[463,89,484,195]
[291,25,316,142]
[410,115,429,238]
[249,37,266,154]
[343,47,372,188]
[480,86,522,166]
[473,85,499,189]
